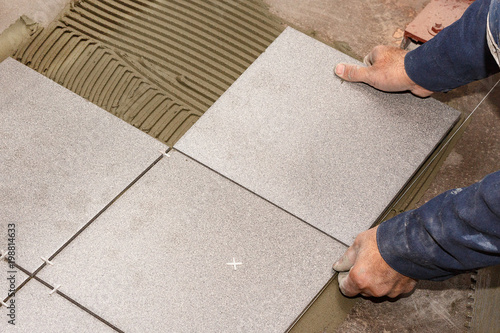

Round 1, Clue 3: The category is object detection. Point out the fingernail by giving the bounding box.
[332,261,339,270]
[335,64,345,76]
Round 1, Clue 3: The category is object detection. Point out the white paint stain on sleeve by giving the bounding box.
[463,233,498,252]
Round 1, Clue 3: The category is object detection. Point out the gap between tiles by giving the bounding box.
[1,151,169,325]
[32,149,344,332]
[32,275,125,333]
[38,151,168,269]
[1,261,124,332]
[30,152,167,275]
[174,149,350,248]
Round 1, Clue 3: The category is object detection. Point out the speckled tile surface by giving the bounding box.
[37,151,345,333]
[0,260,28,306]
[0,279,117,332]
[175,27,460,244]
[0,58,167,272]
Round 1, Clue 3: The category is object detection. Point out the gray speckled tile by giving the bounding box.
[175,27,460,244]
[38,150,345,333]
[0,278,117,332]
[0,58,167,272]
[0,260,29,304]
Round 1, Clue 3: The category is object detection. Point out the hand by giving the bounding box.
[333,226,418,298]
[334,45,433,98]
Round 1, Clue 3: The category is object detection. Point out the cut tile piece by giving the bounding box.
[0,278,117,332]
[0,58,167,272]
[175,27,460,244]
[38,151,344,333]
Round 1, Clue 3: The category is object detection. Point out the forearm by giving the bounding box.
[377,170,500,281]
[405,0,500,92]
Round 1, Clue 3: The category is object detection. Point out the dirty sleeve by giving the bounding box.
[404,0,500,92]
[377,170,500,281]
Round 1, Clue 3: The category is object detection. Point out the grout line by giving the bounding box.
[378,77,500,223]
[173,148,350,248]
[2,262,124,332]
[2,262,33,302]
[32,151,167,279]
[2,150,169,330]
[33,275,125,333]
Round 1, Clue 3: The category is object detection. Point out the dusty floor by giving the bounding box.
[1,0,499,331]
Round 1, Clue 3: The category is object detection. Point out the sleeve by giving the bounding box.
[487,0,500,65]
[377,170,500,281]
[404,0,500,92]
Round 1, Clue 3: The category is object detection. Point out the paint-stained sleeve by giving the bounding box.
[404,0,500,92]
[376,170,500,281]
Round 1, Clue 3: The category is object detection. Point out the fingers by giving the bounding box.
[335,44,433,95]
[336,46,381,83]
[334,246,360,296]
[335,63,370,84]
[334,246,361,297]
[338,268,397,298]
[337,271,363,297]
[334,226,419,298]
[363,54,372,66]
[332,246,356,272]
[338,263,418,298]
[337,271,350,296]
[364,45,387,66]
[386,279,418,298]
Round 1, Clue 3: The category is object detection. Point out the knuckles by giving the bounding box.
[348,266,397,298]
[348,266,372,291]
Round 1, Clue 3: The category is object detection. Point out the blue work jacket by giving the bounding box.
[377,0,500,280]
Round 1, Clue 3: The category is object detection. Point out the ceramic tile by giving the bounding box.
[0,278,117,332]
[0,58,167,272]
[175,27,460,244]
[38,151,345,333]
[0,260,29,304]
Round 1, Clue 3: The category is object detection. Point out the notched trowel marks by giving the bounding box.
[15,24,197,144]
[14,0,284,146]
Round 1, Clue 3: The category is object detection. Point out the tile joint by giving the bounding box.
[41,256,54,266]
[49,284,61,295]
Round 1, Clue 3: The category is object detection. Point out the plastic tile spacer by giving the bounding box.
[0,301,9,308]
[158,149,171,157]
[226,258,243,270]
[40,256,54,265]
[49,284,61,295]
[0,250,8,261]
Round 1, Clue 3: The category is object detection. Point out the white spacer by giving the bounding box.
[49,284,61,295]
[158,149,170,157]
[0,251,8,261]
[41,257,54,265]
[226,258,243,270]
[0,301,9,308]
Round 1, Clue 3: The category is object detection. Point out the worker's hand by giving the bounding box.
[333,225,418,298]
[334,45,433,97]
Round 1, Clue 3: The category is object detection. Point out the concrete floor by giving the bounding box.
[1,0,499,331]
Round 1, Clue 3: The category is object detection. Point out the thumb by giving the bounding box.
[335,63,369,83]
